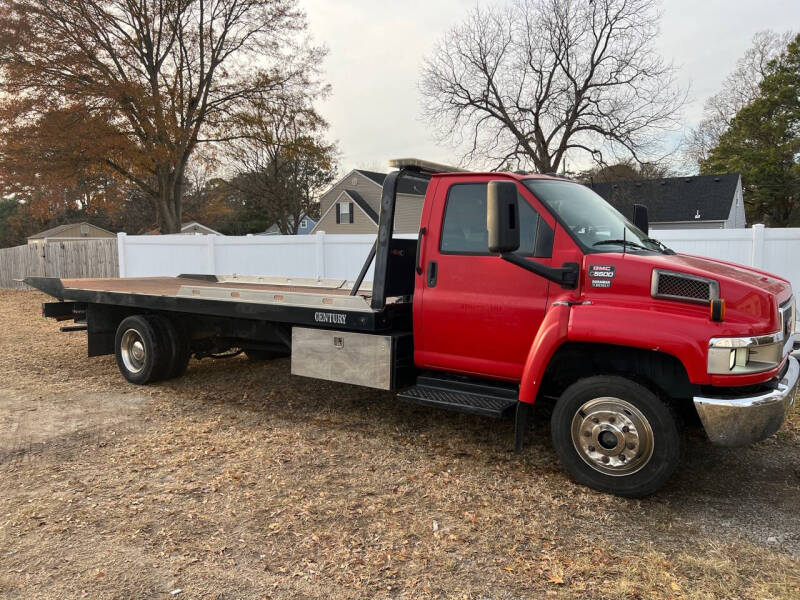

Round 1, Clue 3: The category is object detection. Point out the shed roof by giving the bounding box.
[181,221,222,235]
[27,222,114,240]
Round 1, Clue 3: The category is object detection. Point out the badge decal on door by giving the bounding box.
[589,265,615,279]
[589,265,615,288]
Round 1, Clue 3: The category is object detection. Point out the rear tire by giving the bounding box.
[150,315,191,379]
[551,376,682,497]
[114,315,167,385]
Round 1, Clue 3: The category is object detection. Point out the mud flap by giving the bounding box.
[514,402,531,453]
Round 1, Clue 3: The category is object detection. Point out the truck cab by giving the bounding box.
[400,164,797,496]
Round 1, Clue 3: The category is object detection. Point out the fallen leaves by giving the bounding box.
[0,290,799,599]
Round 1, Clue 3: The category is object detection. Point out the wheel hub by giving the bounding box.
[120,329,146,374]
[570,397,654,476]
[131,341,145,361]
[598,429,619,450]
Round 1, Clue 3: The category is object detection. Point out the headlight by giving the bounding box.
[708,333,784,375]
[780,297,795,338]
[727,348,750,370]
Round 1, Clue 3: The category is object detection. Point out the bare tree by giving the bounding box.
[420,0,686,173]
[685,29,794,167]
[227,90,337,234]
[0,0,323,232]
[577,159,671,183]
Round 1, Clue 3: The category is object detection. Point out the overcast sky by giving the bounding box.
[303,0,800,174]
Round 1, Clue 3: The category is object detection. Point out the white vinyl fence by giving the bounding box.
[117,225,800,298]
[117,232,415,282]
[654,224,800,297]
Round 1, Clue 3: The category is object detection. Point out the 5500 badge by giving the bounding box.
[589,265,615,288]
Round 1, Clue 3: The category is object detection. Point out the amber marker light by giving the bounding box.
[710,299,725,322]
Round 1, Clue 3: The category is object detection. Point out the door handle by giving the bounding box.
[427,261,438,287]
[415,227,427,275]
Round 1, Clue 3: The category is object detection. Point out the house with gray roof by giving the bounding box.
[590,173,745,230]
[311,169,426,234]
[313,169,744,234]
[260,213,318,235]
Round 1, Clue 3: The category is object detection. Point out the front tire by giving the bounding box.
[551,376,682,497]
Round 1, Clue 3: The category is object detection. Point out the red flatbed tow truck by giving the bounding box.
[28,159,798,497]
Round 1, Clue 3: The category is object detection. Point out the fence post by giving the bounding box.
[750,224,765,268]
[117,232,127,277]
[206,234,217,274]
[315,231,326,280]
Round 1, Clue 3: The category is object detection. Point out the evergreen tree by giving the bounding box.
[701,35,800,226]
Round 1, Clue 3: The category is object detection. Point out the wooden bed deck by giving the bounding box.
[60,277,365,298]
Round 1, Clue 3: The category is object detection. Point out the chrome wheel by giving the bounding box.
[570,397,654,476]
[120,328,146,374]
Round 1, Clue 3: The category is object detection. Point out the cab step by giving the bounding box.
[397,374,518,418]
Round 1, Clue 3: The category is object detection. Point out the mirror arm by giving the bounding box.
[500,253,579,289]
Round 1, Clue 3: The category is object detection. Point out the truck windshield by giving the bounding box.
[523,179,669,254]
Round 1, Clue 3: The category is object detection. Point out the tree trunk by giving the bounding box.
[288,212,301,235]
[155,165,182,233]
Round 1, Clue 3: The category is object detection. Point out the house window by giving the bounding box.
[299,218,308,229]
[336,202,353,224]
[80,224,89,237]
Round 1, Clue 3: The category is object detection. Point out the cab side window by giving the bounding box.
[440,183,541,255]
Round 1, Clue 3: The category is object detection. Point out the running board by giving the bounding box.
[397,375,518,418]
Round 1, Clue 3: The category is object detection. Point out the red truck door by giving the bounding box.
[414,176,555,381]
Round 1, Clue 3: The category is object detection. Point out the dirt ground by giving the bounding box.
[0,290,798,599]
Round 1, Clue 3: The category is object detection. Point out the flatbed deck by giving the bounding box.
[50,276,368,297]
[25,274,411,332]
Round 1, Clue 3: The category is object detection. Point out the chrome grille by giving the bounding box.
[651,269,719,304]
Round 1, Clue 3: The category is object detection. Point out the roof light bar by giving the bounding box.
[388,158,469,174]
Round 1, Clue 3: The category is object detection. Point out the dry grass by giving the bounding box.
[0,289,798,599]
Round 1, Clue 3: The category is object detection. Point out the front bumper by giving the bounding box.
[694,355,798,447]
